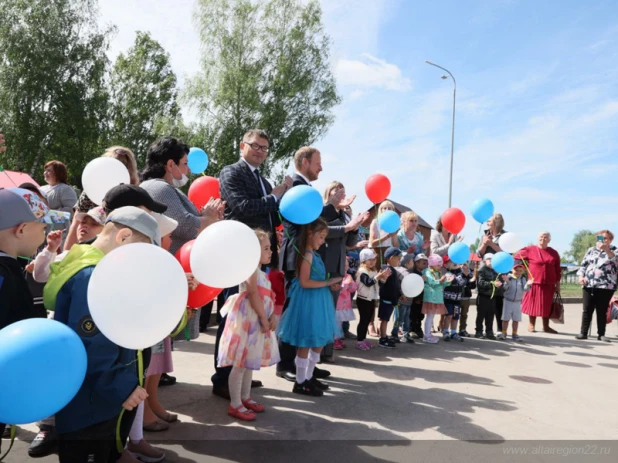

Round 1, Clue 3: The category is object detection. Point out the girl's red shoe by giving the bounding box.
[228,404,256,421]
[242,399,265,413]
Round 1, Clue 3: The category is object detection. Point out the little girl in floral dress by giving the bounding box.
[217,229,280,421]
[334,259,357,350]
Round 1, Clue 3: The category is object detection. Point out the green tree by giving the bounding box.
[186,0,340,176]
[564,230,596,264]
[0,0,113,184]
[109,31,180,164]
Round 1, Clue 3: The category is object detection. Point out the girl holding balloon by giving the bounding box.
[277,218,342,396]
[217,229,280,421]
[369,201,399,249]
[421,255,452,343]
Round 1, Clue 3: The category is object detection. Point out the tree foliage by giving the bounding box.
[564,230,596,264]
[109,31,180,165]
[186,0,340,176]
[0,0,113,183]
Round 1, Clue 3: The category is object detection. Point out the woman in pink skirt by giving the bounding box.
[516,231,561,333]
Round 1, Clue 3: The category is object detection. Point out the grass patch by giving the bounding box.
[560,283,582,298]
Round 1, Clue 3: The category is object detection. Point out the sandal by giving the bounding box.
[143,419,169,432]
[242,398,265,413]
[228,404,256,421]
[155,411,178,423]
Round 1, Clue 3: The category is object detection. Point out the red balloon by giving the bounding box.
[187,284,222,309]
[174,240,195,273]
[365,174,391,204]
[441,207,466,234]
[175,239,222,308]
[188,176,220,210]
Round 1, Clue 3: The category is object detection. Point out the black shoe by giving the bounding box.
[28,427,57,458]
[485,333,496,340]
[598,336,611,342]
[575,334,588,340]
[404,335,415,344]
[313,367,331,379]
[293,380,324,397]
[389,336,401,344]
[159,373,176,387]
[212,385,231,400]
[344,331,357,340]
[379,337,395,349]
[414,331,424,339]
[310,377,330,391]
[251,380,263,388]
[276,370,297,382]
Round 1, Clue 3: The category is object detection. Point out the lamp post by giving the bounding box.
[425,60,456,208]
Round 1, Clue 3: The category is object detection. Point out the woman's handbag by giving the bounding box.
[550,292,564,324]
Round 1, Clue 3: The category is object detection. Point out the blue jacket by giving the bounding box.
[53,267,138,434]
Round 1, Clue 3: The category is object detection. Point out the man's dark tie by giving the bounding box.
[254,169,264,197]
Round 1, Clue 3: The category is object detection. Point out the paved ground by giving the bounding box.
[6,304,618,462]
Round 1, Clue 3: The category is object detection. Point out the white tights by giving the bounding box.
[229,366,253,408]
[424,313,435,338]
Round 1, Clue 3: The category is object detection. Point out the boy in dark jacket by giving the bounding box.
[378,247,402,349]
[459,262,477,337]
[0,188,55,447]
[45,207,160,462]
[442,256,466,342]
[475,253,507,339]
[409,254,428,338]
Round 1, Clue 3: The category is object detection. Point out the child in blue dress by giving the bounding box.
[277,218,342,397]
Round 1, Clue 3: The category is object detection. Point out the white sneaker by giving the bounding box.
[496,333,507,341]
[423,336,439,344]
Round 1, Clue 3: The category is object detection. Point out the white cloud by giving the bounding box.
[335,54,412,91]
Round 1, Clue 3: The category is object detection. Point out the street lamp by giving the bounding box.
[425,60,456,208]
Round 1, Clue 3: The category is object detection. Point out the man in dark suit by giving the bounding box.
[276,147,345,383]
[212,129,292,399]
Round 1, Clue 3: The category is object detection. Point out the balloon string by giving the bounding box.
[491,275,499,299]
[0,425,16,461]
[377,206,383,268]
[521,258,534,280]
[170,309,188,338]
[277,212,329,281]
[115,350,144,453]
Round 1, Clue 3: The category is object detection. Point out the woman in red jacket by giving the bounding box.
[516,231,561,333]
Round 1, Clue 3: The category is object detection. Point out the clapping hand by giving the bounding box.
[339,194,356,209]
[328,188,345,207]
[202,198,225,221]
[272,176,293,199]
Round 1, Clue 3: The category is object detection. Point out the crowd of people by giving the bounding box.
[1,129,617,462]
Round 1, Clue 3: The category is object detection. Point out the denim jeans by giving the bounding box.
[391,304,411,336]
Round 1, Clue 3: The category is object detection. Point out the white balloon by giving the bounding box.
[88,243,188,349]
[190,220,261,288]
[498,232,523,254]
[82,157,131,205]
[401,273,424,298]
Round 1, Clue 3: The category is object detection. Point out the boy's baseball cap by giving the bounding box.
[0,188,65,230]
[384,247,402,260]
[152,213,178,237]
[414,253,428,261]
[102,184,167,214]
[443,254,451,264]
[484,253,494,261]
[106,206,161,246]
[75,206,106,226]
[512,259,524,268]
[359,248,377,263]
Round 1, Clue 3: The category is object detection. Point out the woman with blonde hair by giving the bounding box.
[369,200,399,249]
[397,210,429,258]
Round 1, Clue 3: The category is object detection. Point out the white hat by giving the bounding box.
[75,206,106,226]
[484,253,494,261]
[152,212,178,238]
[360,248,377,263]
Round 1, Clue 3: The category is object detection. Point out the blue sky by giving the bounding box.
[100,0,618,256]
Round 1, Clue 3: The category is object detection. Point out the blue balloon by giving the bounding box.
[188,147,209,173]
[378,210,400,233]
[492,251,515,274]
[448,242,470,265]
[471,198,494,223]
[0,318,87,424]
[280,185,323,225]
